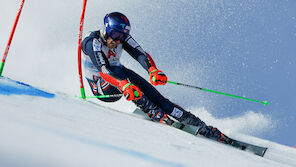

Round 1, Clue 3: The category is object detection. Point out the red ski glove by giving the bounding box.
[148,67,167,86]
[119,80,142,101]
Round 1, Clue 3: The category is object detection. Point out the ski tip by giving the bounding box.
[261,147,268,157]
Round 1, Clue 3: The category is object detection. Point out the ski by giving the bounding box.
[230,139,268,157]
[133,108,199,135]
[133,108,268,157]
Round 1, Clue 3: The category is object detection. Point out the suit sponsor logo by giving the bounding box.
[93,39,101,51]
[171,107,183,118]
[107,49,116,58]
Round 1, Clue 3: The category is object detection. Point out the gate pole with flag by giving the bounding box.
[0,0,25,76]
[77,0,87,99]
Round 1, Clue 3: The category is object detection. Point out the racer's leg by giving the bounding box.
[118,66,231,143]
[83,56,121,102]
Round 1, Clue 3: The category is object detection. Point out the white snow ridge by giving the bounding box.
[189,107,273,135]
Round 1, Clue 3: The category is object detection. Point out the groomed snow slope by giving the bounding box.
[0,77,296,167]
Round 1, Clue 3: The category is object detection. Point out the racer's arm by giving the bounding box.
[81,32,141,100]
[123,36,167,85]
[123,36,155,71]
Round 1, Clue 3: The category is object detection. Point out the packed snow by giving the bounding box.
[0,78,295,167]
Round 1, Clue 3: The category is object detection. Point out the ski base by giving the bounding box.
[133,108,268,157]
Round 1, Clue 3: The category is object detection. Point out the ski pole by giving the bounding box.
[75,94,122,99]
[0,0,25,76]
[167,81,269,106]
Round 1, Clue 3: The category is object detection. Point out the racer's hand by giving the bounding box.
[148,67,167,86]
[119,80,142,101]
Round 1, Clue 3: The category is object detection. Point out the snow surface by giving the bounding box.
[0,78,296,167]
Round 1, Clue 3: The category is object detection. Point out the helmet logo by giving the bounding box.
[120,24,130,32]
[120,23,126,29]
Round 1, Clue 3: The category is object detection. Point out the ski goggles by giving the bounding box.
[109,30,127,43]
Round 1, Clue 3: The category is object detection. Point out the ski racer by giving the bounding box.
[81,12,231,144]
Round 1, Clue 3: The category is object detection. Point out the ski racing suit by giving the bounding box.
[81,30,230,143]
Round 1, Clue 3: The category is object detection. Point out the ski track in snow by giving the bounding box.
[0,95,184,167]
[1,115,184,167]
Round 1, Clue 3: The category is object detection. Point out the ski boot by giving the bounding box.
[198,126,233,144]
[133,95,172,124]
[171,106,232,144]
[147,109,171,124]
